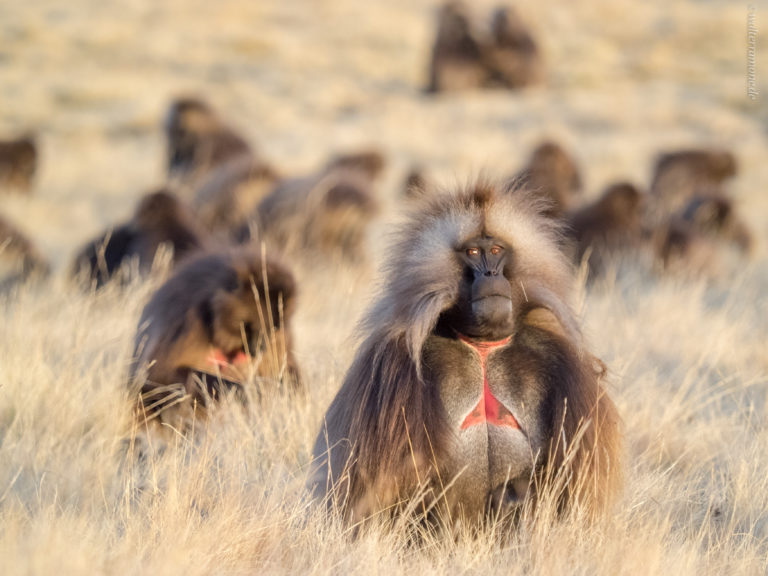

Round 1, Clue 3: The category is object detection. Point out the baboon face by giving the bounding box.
[208,261,291,361]
[132,249,300,425]
[445,237,518,340]
[310,182,621,525]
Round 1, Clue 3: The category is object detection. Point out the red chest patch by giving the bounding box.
[457,335,520,430]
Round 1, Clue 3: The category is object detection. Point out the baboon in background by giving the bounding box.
[324,149,386,182]
[511,141,582,218]
[165,97,254,184]
[655,194,753,274]
[0,135,37,193]
[237,150,385,263]
[402,166,433,199]
[130,247,300,428]
[196,149,384,244]
[427,1,487,93]
[309,181,622,527]
[249,170,379,264]
[193,155,280,239]
[566,182,646,277]
[72,189,209,288]
[485,6,542,88]
[0,214,50,289]
[650,148,737,214]
[427,2,542,93]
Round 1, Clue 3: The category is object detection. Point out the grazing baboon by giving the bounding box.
[0,214,49,288]
[485,6,542,88]
[655,194,752,273]
[650,148,737,214]
[193,156,280,239]
[0,136,37,193]
[427,1,487,93]
[72,189,208,288]
[511,141,582,218]
[566,182,645,277]
[130,248,301,428]
[309,181,622,527]
[165,97,254,184]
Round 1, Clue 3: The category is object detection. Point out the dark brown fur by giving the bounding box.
[655,193,752,273]
[165,97,254,184]
[323,149,386,182]
[238,159,381,263]
[130,247,301,428]
[427,1,487,93]
[309,181,622,527]
[566,182,645,277]
[72,189,209,288]
[511,141,582,218]
[484,6,542,88]
[650,148,737,214]
[193,156,280,239]
[0,136,37,193]
[402,166,433,199]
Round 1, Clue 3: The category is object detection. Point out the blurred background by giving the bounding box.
[0,0,765,268]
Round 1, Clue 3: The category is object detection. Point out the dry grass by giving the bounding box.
[1,0,767,573]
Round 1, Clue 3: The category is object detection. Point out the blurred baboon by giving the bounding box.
[248,170,379,263]
[323,149,386,182]
[309,181,622,527]
[402,165,434,199]
[193,156,280,239]
[72,189,208,288]
[485,6,542,88]
[237,152,384,263]
[0,214,50,289]
[511,141,582,218]
[650,148,737,214]
[0,136,37,193]
[655,194,752,274]
[427,2,487,92]
[566,182,645,277]
[165,97,254,184]
[130,248,301,428]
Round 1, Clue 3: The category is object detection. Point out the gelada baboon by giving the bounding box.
[309,181,622,527]
[566,182,645,277]
[0,214,50,289]
[130,247,301,428]
[650,148,737,214]
[72,189,208,288]
[0,135,37,193]
[402,165,433,199]
[193,155,280,239]
[238,151,384,263]
[427,1,487,93]
[511,141,582,218]
[165,97,254,184]
[484,6,542,89]
[655,193,752,273]
[324,149,387,182]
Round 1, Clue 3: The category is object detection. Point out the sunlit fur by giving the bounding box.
[309,180,622,526]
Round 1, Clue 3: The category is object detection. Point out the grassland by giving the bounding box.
[0,0,767,573]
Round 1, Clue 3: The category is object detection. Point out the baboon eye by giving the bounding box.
[490,245,503,255]
[466,247,480,257]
